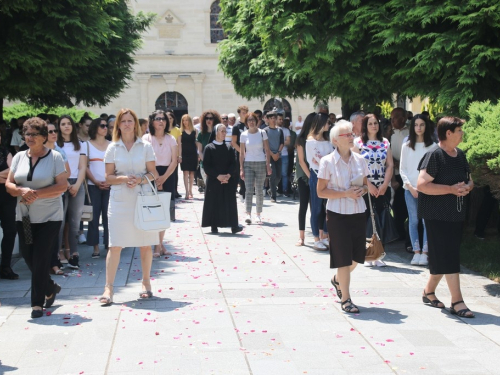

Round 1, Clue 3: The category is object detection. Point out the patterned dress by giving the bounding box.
[354,137,390,187]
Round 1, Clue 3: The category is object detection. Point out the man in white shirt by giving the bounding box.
[390,107,410,243]
[221,113,233,143]
[349,111,365,137]
[294,115,304,134]
[193,116,201,132]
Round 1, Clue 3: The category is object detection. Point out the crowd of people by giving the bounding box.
[0,104,475,319]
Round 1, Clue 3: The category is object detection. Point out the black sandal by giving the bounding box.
[331,275,342,299]
[139,290,153,299]
[422,290,444,308]
[341,298,359,313]
[450,300,475,318]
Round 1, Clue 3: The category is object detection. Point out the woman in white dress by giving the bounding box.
[98,109,158,304]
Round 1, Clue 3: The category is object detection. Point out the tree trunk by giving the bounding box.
[340,99,361,120]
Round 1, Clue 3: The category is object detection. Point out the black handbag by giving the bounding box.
[366,196,399,245]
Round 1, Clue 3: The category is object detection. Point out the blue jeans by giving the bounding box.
[405,190,427,252]
[86,185,110,248]
[309,169,326,238]
[281,154,289,192]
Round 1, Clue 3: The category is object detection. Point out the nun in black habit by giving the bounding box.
[201,124,243,234]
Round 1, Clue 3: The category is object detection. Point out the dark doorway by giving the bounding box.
[155,91,188,125]
[263,98,292,120]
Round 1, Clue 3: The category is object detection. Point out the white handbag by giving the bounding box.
[134,173,171,232]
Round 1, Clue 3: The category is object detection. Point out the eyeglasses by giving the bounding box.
[99,124,108,129]
[221,117,228,120]
[205,117,214,120]
[338,133,355,138]
[247,118,256,123]
[48,130,59,134]
[154,117,166,122]
[24,133,40,138]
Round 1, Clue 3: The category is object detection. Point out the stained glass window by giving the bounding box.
[210,1,226,43]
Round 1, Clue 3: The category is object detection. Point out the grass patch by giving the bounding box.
[460,230,500,282]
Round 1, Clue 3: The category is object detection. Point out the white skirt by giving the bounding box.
[107,184,159,248]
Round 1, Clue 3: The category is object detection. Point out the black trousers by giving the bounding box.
[297,178,310,231]
[157,166,176,201]
[393,175,408,239]
[0,185,17,268]
[17,220,61,307]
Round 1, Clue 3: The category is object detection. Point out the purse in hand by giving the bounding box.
[134,172,171,232]
[81,179,93,222]
[365,192,386,262]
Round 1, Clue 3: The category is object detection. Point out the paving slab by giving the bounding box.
[0,178,499,374]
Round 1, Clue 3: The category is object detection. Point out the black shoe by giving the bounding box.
[68,255,80,269]
[175,192,182,198]
[45,284,62,308]
[91,252,100,259]
[31,310,44,319]
[0,266,19,280]
[211,227,218,233]
[232,225,243,234]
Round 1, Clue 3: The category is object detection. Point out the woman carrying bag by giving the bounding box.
[353,114,394,267]
[98,109,158,305]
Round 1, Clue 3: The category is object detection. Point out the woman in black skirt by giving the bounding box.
[417,117,474,318]
[317,120,369,314]
[178,114,198,199]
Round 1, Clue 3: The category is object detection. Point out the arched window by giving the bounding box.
[210,1,226,43]
[155,91,189,123]
[264,98,292,119]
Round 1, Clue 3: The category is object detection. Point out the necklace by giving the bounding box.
[457,196,464,212]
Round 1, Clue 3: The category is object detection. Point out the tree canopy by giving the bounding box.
[218,0,500,116]
[0,0,154,118]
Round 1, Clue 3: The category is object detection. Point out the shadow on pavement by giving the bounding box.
[367,265,425,275]
[29,312,92,326]
[439,308,500,326]
[350,306,408,323]
[0,360,18,373]
[484,283,500,297]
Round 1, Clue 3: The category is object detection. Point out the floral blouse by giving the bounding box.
[354,137,390,187]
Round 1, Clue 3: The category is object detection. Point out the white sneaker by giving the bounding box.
[419,253,429,266]
[374,260,386,267]
[411,253,421,265]
[255,215,263,224]
[364,261,374,267]
[78,233,86,244]
[245,215,252,224]
[321,238,329,247]
[313,241,327,251]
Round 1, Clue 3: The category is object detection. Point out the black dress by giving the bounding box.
[417,147,470,275]
[180,130,198,172]
[201,142,239,230]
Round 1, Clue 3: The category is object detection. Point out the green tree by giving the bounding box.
[0,0,154,119]
[218,0,397,117]
[373,0,500,116]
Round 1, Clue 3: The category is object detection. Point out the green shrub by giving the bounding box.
[3,103,97,122]
[462,101,500,173]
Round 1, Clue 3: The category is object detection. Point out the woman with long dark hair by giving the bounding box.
[57,115,87,269]
[143,110,178,257]
[305,113,333,250]
[400,114,437,266]
[294,113,316,246]
[197,110,221,184]
[86,118,111,258]
[353,113,394,267]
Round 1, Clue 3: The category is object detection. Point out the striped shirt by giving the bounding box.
[317,149,369,215]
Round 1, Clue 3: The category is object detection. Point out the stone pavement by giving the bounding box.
[1,184,499,375]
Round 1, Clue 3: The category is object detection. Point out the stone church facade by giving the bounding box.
[85,0,343,121]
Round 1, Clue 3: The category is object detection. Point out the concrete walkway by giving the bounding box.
[0,185,499,374]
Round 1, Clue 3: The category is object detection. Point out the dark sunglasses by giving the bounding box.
[99,124,108,129]
[205,117,214,120]
[221,117,228,120]
[48,129,59,134]
[154,117,167,122]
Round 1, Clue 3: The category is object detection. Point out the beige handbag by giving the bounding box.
[81,179,93,222]
[365,191,385,262]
